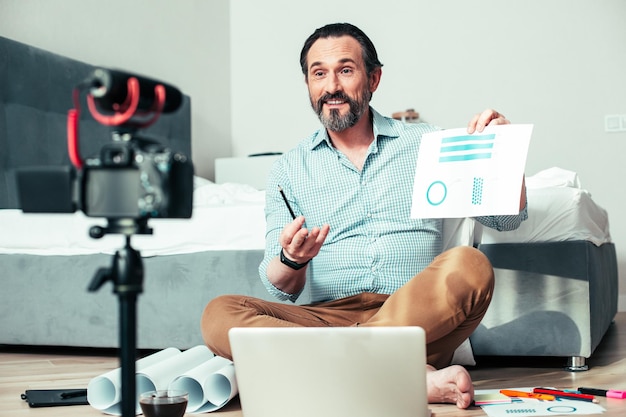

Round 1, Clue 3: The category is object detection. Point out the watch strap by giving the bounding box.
[280,248,310,270]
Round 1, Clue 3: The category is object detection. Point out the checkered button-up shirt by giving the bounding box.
[260,108,526,303]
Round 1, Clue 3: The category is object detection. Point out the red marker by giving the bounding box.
[533,388,596,402]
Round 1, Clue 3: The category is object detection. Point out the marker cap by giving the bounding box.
[607,390,626,399]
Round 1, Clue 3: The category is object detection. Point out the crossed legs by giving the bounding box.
[201,245,494,369]
[201,246,493,408]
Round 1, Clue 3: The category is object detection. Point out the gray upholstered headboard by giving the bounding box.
[0,36,192,209]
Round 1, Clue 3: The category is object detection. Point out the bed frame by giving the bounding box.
[473,240,618,370]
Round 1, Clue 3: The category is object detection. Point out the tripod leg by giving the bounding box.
[114,241,144,417]
[87,227,146,417]
[119,292,138,416]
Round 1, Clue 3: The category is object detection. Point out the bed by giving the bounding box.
[0,179,276,349]
[469,168,617,370]
[0,166,618,368]
[0,36,618,370]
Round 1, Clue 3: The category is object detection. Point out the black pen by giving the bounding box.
[60,389,88,399]
[278,185,296,220]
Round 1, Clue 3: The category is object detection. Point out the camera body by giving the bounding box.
[80,134,193,219]
[17,134,193,220]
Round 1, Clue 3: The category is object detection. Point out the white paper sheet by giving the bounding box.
[475,389,605,417]
[411,124,532,219]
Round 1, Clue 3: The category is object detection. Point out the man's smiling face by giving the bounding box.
[306,36,373,132]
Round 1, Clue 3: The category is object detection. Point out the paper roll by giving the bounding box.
[87,347,181,415]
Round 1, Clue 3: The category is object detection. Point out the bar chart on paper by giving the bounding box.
[411,124,532,219]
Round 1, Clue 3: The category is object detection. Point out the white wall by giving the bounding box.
[0,0,231,179]
[230,0,626,310]
[2,0,625,310]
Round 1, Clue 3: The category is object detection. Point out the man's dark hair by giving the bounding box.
[300,23,383,78]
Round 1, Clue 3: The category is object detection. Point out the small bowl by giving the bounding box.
[139,390,188,417]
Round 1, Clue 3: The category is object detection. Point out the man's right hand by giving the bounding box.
[266,217,330,295]
[280,216,329,264]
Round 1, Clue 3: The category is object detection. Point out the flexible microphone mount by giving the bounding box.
[88,68,183,114]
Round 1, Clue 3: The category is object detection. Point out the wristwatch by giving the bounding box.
[280,248,310,270]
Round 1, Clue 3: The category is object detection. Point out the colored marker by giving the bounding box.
[500,390,555,401]
[533,388,596,402]
[578,387,626,399]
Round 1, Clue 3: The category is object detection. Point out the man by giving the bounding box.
[202,22,527,409]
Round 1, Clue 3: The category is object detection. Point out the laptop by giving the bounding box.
[229,326,429,417]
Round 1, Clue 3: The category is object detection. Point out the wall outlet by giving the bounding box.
[605,114,626,132]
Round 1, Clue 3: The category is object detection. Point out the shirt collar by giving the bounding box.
[310,107,400,151]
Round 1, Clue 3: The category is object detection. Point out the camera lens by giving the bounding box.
[101,144,131,166]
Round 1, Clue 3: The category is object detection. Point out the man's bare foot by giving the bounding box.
[426,364,474,409]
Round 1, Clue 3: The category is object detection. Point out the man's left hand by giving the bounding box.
[467,109,510,134]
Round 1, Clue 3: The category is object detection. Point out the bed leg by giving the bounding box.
[566,356,588,371]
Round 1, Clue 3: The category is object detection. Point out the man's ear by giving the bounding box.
[369,67,382,93]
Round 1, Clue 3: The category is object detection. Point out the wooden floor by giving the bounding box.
[1,313,625,417]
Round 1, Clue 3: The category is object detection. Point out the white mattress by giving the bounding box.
[0,179,267,256]
[0,168,612,257]
[480,167,611,246]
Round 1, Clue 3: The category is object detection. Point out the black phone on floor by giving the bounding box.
[21,389,88,407]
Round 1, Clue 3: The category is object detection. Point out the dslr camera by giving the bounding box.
[17,68,193,225]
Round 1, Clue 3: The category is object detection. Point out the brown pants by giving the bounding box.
[201,245,494,369]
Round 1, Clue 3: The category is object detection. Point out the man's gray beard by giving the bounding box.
[315,93,370,132]
[320,109,359,132]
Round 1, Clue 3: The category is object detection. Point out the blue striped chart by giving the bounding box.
[439,133,495,163]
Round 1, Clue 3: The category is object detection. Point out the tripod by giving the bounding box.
[88,218,152,417]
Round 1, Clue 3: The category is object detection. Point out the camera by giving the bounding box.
[14,68,195,417]
[80,134,193,219]
[16,67,193,223]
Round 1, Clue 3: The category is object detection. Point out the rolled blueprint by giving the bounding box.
[169,355,237,412]
[87,347,181,415]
